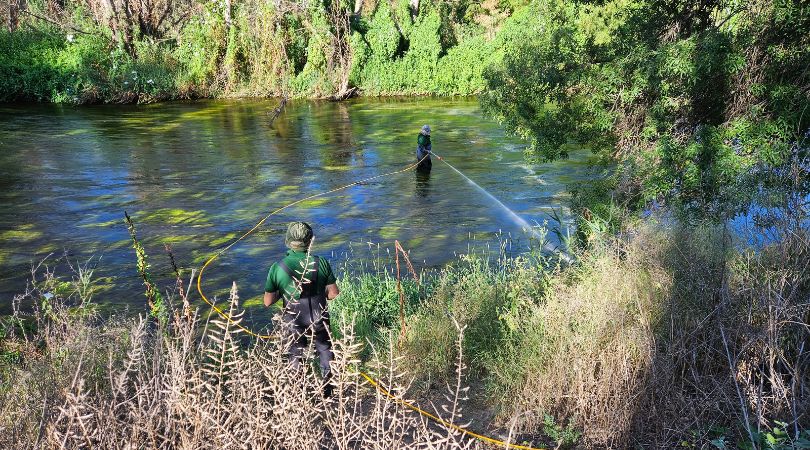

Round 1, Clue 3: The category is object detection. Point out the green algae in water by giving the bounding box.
[150,122,182,133]
[378,225,404,240]
[313,235,346,252]
[80,218,123,229]
[156,234,193,246]
[208,232,241,248]
[242,246,272,257]
[242,295,265,308]
[404,236,426,248]
[297,197,329,208]
[36,243,59,254]
[0,224,43,242]
[138,208,212,227]
[337,207,366,219]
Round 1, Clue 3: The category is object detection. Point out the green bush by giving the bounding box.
[1,0,537,101]
[329,272,422,347]
[0,26,185,104]
[482,0,810,221]
[0,29,67,102]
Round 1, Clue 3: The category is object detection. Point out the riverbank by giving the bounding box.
[2,217,808,448]
[0,1,530,104]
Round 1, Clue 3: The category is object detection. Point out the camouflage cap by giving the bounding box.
[285,221,313,250]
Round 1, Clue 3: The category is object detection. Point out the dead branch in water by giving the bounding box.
[267,95,288,127]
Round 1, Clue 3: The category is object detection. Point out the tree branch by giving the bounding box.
[21,9,100,36]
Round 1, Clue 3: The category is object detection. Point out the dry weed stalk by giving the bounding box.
[504,234,663,446]
[0,268,493,449]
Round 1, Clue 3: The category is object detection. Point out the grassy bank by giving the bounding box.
[2,216,808,448]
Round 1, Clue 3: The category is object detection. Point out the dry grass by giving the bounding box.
[3,220,808,449]
[0,265,517,450]
[490,229,668,447]
[481,222,810,448]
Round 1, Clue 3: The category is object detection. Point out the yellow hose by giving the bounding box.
[195,155,545,450]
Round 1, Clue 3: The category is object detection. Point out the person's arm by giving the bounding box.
[323,258,339,300]
[325,283,339,300]
[264,291,280,306]
[264,263,280,306]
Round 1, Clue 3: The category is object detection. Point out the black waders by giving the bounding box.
[279,259,334,397]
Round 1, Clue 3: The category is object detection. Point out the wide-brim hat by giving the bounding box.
[421,124,431,135]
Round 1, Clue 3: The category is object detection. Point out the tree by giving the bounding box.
[7,0,22,32]
[483,0,810,222]
[327,0,355,98]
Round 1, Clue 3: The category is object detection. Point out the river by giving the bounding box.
[0,97,594,314]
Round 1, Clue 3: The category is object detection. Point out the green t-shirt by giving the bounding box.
[417,134,431,147]
[264,250,337,302]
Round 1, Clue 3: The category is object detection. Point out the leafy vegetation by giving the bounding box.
[2,0,809,448]
[0,0,533,102]
[482,0,809,222]
[124,212,166,320]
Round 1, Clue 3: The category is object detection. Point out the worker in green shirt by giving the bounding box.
[264,222,340,395]
[416,124,432,172]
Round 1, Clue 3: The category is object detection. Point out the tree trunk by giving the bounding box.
[8,0,21,32]
[353,0,363,15]
[222,0,235,87]
[327,3,354,100]
[119,0,136,57]
[101,0,121,43]
[102,0,136,57]
[409,0,418,19]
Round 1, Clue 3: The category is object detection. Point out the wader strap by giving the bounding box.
[304,258,319,297]
[278,258,320,299]
[278,260,294,278]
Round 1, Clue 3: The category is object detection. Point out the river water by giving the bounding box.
[0,97,594,314]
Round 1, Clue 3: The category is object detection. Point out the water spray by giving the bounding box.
[430,151,574,264]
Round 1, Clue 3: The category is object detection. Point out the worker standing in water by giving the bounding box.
[416,124,433,172]
[264,222,340,397]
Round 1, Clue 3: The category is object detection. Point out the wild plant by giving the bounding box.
[0,263,510,449]
[124,212,165,320]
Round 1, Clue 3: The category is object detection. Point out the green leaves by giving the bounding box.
[124,212,166,322]
[710,423,810,450]
[483,0,810,222]
[542,413,581,448]
[482,0,621,161]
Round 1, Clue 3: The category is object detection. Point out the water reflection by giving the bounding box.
[414,170,431,198]
[0,98,595,316]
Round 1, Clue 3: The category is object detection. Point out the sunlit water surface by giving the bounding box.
[0,98,595,315]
